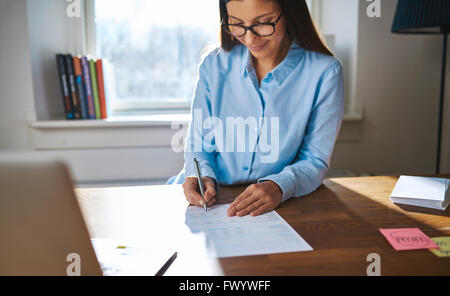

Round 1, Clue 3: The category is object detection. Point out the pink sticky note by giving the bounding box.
[379,228,439,251]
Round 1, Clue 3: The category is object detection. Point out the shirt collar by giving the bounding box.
[241,40,305,86]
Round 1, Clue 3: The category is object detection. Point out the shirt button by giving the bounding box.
[263,73,273,83]
[243,166,249,171]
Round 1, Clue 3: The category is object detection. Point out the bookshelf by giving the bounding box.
[30,113,191,129]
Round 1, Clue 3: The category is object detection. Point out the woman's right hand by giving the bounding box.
[182,177,217,207]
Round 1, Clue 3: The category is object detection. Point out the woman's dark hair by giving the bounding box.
[219,0,333,56]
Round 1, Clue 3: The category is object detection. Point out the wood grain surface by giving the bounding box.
[76,175,450,275]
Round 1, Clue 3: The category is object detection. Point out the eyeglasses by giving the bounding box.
[222,13,284,38]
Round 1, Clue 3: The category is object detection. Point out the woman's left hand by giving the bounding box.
[227,181,283,217]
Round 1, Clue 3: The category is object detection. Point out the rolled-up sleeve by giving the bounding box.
[258,61,345,202]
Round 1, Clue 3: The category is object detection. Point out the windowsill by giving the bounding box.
[30,111,363,129]
[30,113,191,129]
[341,111,363,122]
[29,111,363,150]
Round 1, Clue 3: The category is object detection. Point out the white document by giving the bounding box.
[390,176,450,210]
[184,204,313,258]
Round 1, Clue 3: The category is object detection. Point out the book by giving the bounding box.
[55,54,74,119]
[81,57,96,119]
[64,54,81,119]
[95,59,108,119]
[73,56,88,119]
[390,175,450,210]
[89,58,101,119]
[102,59,115,118]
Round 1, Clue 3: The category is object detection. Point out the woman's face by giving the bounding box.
[226,0,288,61]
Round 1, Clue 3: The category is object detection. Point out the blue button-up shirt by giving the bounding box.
[168,41,345,202]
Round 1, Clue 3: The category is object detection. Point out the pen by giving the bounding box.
[154,252,178,276]
[193,157,208,211]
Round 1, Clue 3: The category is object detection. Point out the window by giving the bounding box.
[91,0,220,113]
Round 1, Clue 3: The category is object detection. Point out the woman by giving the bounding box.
[168,0,344,217]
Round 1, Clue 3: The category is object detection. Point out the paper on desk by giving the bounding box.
[379,228,439,251]
[430,237,450,257]
[91,239,176,276]
[390,176,449,210]
[184,204,313,258]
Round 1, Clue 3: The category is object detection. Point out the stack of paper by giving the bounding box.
[390,176,449,210]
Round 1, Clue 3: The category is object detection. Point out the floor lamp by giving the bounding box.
[392,0,450,174]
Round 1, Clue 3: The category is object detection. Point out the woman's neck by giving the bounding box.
[252,37,293,75]
[252,37,293,84]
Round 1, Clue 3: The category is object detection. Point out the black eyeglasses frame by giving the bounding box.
[222,12,284,38]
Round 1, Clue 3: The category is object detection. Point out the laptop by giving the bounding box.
[0,154,102,276]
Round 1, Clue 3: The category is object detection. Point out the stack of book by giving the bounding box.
[56,54,109,120]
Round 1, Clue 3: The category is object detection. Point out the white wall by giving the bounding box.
[0,0,36,149]
[321,0,360,114]
[327,0,450,175]
[27,0,85,120]
[443,41,450,173]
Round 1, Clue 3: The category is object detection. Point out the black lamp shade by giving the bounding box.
[392,0,450,34]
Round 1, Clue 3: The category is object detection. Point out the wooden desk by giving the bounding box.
[76,175,450,276]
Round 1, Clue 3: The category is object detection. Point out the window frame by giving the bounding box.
[84,0,214,113]
[84,0,319,114]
